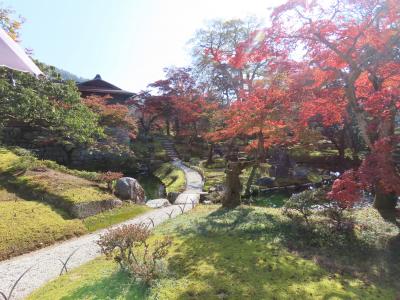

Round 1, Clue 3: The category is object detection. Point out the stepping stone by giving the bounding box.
[174,192,200,204]
[146,198,171,208]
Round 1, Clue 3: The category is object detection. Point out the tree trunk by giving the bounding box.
[225,138,236,162]
[373,185,398,210]
[223,161,243,208]
[206,143,214,165]
[166,119,170,136]
[257,130,266,162]
[345,84,372,149]
[244,164,258,197]
[174,118,180,136]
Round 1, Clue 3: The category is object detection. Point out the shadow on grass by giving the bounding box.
[58,270,147,300]
[377,208,400,227]
[0,173,75,220]
[167,207,399,298]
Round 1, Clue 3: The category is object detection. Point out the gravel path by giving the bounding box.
[0,158,203,300]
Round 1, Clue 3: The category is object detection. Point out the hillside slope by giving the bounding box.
[0,148,149,260]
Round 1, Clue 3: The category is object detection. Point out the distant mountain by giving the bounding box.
[54,67,88,83]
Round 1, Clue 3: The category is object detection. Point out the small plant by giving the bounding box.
[326,170,361,230]
[97,224,172,285]
[8,154,39,175]
[283,187,328,225]
[98,171,123,193]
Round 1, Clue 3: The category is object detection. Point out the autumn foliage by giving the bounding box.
[137,0,399,210]
[328,170,361,209]
[98,171,123,192]
[84,95,137,140]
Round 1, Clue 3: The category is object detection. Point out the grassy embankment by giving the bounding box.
[29,205,399,299]
[154,162,186,194]
[0,148,150,260]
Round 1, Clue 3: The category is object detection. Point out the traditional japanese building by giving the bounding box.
[77,74,135,103]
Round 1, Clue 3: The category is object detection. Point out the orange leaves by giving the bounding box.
[84,95,137,138]
[355,70,400,120]
[328,170,361,208]
[300,93,347,127]
[362,88,400,119]
[358,137,400,195]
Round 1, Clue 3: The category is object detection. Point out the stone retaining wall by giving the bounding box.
[69,199,121,219]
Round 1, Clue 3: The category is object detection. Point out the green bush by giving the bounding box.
[283,187,328,224]
[0,65,104,147]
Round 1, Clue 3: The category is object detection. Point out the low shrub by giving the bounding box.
[97,171,123,192]
[97,224,172,285]
[323,200,356,231]
[283,187,328,225]
[7,154,39,175]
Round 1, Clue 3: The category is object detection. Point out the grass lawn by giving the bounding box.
[196,159,225,191]
[250,191,290,207]
[0,148,112,207]
[0,199,86,260]
[27,258,146,300]
[15,170,112,205]
[29,205,399,299]
[154,162,186,194]
[196,159,273,192]
[83,204,152,232]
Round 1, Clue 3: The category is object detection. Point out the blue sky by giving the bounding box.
[5,0,281,92]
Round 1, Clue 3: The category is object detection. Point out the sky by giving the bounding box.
[5,0,283,92]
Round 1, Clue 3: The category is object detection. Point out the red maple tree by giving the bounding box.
[272,0,400,210]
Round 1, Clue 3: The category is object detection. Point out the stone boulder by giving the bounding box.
[292,164,310,179]
[146,198,171,208]
[115,177,145,204]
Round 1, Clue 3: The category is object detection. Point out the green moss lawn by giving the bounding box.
[195,159,225,191]
[29,205,399,299]
[83,204,151,232]
[154,162,186,194]
[0,199,86,260]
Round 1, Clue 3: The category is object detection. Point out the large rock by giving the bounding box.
[115,177,145,203]
[292,164,310,179]
[146,198,171,208]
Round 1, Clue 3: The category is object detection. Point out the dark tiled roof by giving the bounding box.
[77,74,134,97]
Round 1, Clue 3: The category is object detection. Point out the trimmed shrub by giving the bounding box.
[283,187,328,225]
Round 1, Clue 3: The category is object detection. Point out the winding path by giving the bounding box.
[0,147,203,299]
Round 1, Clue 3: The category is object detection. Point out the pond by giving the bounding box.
[135,174,165,200]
